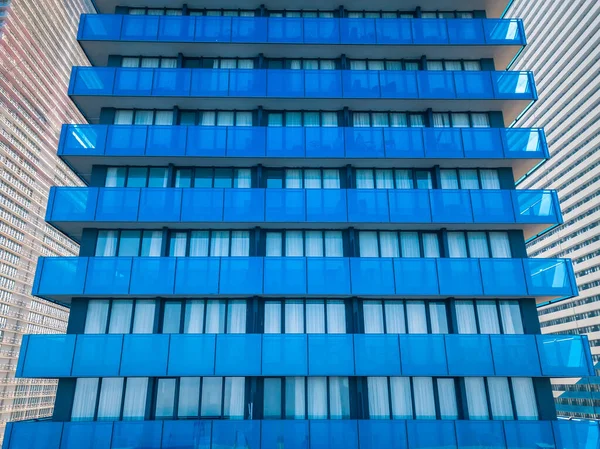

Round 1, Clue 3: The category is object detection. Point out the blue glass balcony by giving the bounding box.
[46,187,562,242]
[68,67,536,125]
[31,256,577,305]
[15,333,594,379]
[58,125,549,182]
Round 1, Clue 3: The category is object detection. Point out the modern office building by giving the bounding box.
[3,1,600,448]
[0,0,92,440]
[506,0,600,419]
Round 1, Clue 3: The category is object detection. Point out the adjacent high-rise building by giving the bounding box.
[0,0,93,440]
[507,0,600,419]
[3,1,600,448]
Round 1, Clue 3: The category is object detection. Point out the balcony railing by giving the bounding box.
[3,419,599,449]
[59,124,549,166]
[78,15,526,46]
[46,187,563,236]
[31,257,578,303]
[68,67,537,101]
[17,333,594,379]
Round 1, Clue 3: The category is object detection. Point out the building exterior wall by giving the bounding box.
[507,0,600,419]
[0,0,93,441]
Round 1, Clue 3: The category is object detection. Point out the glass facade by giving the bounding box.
[3,1,599,448]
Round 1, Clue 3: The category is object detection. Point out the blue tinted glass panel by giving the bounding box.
[379,71,419,99]
[430,190,473,223]
[224,189,265,222]
[8,422,63,449]
[491,335,541,376]
[168,334,215,376]
[50,187,97,222]
[174,258,220,295]
[72,335,123,377]
[264,258,307,295]
[305,128,345,159]
[305,71,342,98]
[503,129,546,158]
[446,335,494,376]
[120,334,168,376]
[483,19,525,44]
[130,258,176,295]
[394,259,439,296]
[538,335,591,377]
[180,188,224,222]
[400,335,447,376]
[158,16,195,41]
[85,257,132,295]
[113,69,153,96]
[231,17,267,42]
[523,259,575,297]
[359,421,408,449]
[354,335,401,376]
[61,125,107,156]
[61,422,113,449]
[162,421,211,449]
[447,19,485,44]
[71,67,115,95]
[345,128,385,158]
[504,421,555,449]
[304,18,340,44]
[423,128,463,158]
[190,69,229,96]
[462,129,504,159]
[347,190,390,223]
[212,421,260,449]
[111,422,162,449]
[146,126,187,156]
[305,190,346,222]
[310,421,359,449]
[412,19,449,44]
[454,72,494,98]
[219,258,263,295]
[95,188,140,222]
[350,258,395,295]
[407,421,457,449]
[229,70,267,96]
[388,190,431,224]
[342,71,380,98]
[266,70,304,98]
[308,335,354,376]
[80,14,122,40]
[152,69,191,96]
[38,257,87,296]
[215,335,261,375]
[375,19,412,44]
[187,126,227,157]
[437,259,483,296]
[262,335,308,376]
[480,259,527,296]
[121,15,159,40]
[553,421,600,449]
[266,127,305,158]
[138,189,182,222]
[227,127,266,157]
[492,72,535,99]
[456,421,506,449]
[417,72,456,99]
[106,126,147,156]
[340,19,376,43]
[262,421,309,449]
[513,190,559,223]
[471,190,515,223]
[266,189,306,222]
[307,258,351,295]
[195,16,232,42]
[22,335,75,377]
[384,128,424,158]
[267,18,303,42]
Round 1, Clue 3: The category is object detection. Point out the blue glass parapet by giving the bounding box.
[46,187,563,232]
[58,124,550,163]
[68,67,537,101]
[3,419,600,449]
[78,15,526,47]
[31,256,578,303]
[15,333,594,378]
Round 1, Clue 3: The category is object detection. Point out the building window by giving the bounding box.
[264,377,350,419]
[426,60,482,71]
[358,231,441,258]
[264,299,347,334]
[174,167,252,188]
[105,167,168,187]
[264,168,342,188]
[128,7,183,15]
[356,168,433,189]
[351,112,425,127]
[465,377,538,420]
[362,300,448,334]
[161,299,247,334]
[268,11,335,18]
[189,9,256,16]
[266,111,339,127]
[114,109,174,125]
[84,299,157,334]
[168,230,251,257]
[447,231,512,258]
[95,230,163,257]
[455,300,524,334]
[347,11,415,18]
[265,231,344,257]
[349,60,421,70]
[421,11,474,18]
[432,112,491,128]
[266,58,337,70]
[178,110,254,126]
[183,57,255,69]
[121,57,177,68]
[440,168,500,189]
